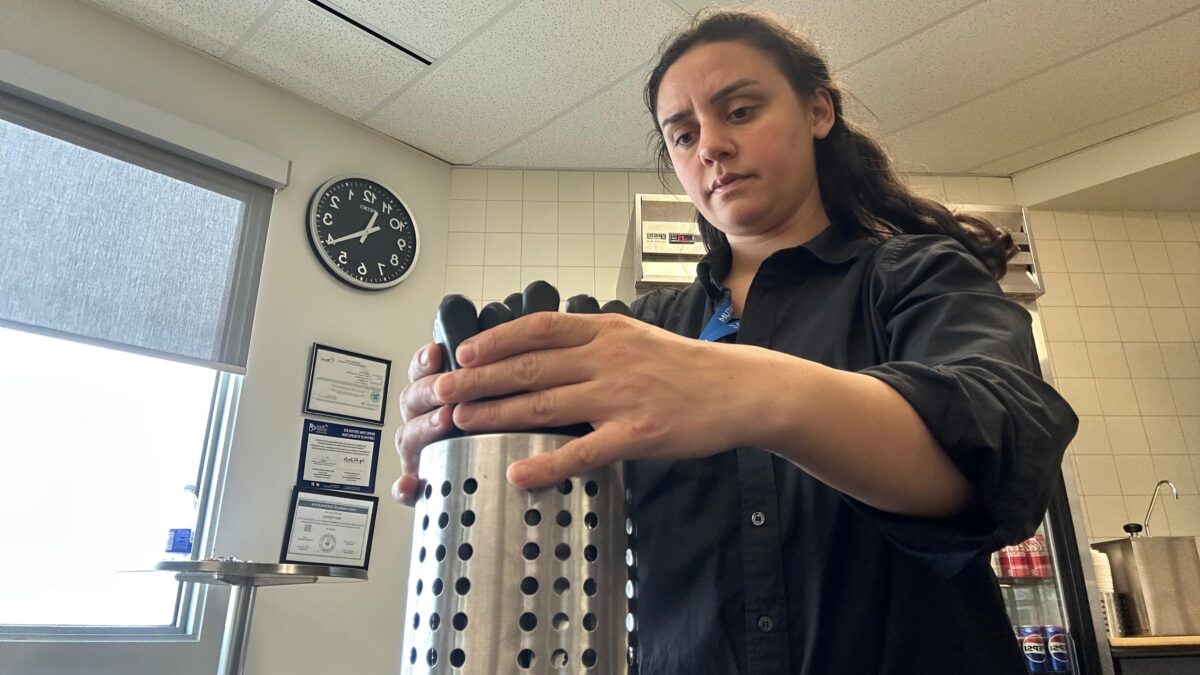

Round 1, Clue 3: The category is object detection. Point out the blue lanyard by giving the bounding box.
[699,294,740,342]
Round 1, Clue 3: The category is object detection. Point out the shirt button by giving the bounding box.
[757,615,775,633]
[750,511,767,527]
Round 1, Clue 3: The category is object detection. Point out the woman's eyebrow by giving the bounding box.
[659,78,761,129]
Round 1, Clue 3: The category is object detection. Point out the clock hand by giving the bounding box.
[358,210,380,243]
[328,226,380,245]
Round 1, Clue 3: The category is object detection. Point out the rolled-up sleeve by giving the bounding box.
[856,235,1078,577]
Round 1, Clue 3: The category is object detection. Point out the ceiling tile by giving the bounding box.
[327,0,511,59]
[843,0,1200,134]
[228,0,425,118]
[480,67,655,169]
[85,0,276,56]
[973,86,1200,175]
[759,0,977,69]
[882,8,1200,173]
[364,0,681,164]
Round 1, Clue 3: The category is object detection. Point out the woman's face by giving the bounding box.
[656,41,833,240]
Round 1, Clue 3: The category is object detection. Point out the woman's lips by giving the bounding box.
[711,175,749,196]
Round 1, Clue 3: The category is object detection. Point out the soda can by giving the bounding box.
[1017,625,1047,672]
[1043,625,1070,672]
[1028,535,1052,578]
[1000,543,1030,578]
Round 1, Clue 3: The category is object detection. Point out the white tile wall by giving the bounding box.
[1035,209,1200,542]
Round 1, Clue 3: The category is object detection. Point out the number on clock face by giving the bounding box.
[307,177,419,290]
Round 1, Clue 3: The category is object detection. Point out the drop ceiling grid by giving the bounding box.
[841,0,1200,135]
[228,0,426,119]
[482,65,656,169]
[364,0,682,164]
[759,0,979,70]
[328,0,512,59]
[973,86,1200,175]
[882,8,1200,173]
[84,0,278,57]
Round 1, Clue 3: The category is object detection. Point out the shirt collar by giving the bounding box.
[695,222,876,300]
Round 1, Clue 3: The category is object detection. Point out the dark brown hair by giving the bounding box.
[644,9,1015,278]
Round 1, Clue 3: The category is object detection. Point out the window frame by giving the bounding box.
[0,89,266,640]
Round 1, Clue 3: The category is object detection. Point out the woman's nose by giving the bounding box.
[698,125,735,164]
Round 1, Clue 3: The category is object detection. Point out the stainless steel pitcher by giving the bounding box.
[400,433,637,674]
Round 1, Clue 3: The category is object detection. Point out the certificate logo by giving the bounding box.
[370,389,381,403]
[319,533,337,553]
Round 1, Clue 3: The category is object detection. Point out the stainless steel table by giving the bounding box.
[155,561,367,675]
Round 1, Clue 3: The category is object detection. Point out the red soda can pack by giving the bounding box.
[1017,625,1047,672]
[1044,625,1070,672]
[1027,534,1052,578]
[999,542,1031,577]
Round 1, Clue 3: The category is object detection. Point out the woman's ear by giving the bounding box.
[808,87,835,140]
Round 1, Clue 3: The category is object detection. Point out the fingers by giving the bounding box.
[435,347,591,403]
[457,312,617,367]
[408,343,443,383]
[392,405,454,506]
[452,382,597,432]
[400,372,443,423]
[506,424,625,489]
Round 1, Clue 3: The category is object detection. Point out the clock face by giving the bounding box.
[307,176,420,290]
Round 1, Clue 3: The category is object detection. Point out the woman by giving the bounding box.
[394,9,1076,674]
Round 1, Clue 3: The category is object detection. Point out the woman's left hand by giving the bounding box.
[433,311,760,489]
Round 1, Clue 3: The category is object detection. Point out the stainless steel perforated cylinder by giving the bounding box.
[401,433,637,674]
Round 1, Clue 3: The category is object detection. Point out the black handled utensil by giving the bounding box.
[478,301,515,330]
[566,294,601,314]
[522,280,560,314]
[600,300,633,317]
[503,292,523,318]
[433,294,479,372]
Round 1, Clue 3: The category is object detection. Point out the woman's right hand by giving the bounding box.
[392,343,456,506]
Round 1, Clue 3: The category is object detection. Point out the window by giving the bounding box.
[0,89,271,637]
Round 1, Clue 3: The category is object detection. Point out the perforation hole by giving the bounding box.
[582,648,597,668]
[424,484,433,500]
[422,515,429,530]
[555,510,572,527]
[438,512,449,529]
[410,647,417,664]
[412,613,420,630]
[432,578,443,596]
[463,477,477,494]
[458,543,473,561]
[418,546,426,562]
[436,545,446,562]
[584,544,597,562]
[524,508,542,526]
[450,649,466,667]
[555,543,571,561]
[521,542,540,560]
[583,613,597,631]
[585,480,598,496]
[416,579,423,596]
[553,577,570,594]
[553,613,569,631]
[441,481,452,497]
[585,512,598,529]
[520,576,539,595]
[557,479,573,495]
[427,648,438,666]
[461,510,475,527]
[551,649,568,669]
[517,649,536,669]
[519,612,537,631]
[456,577,471,595]
[584,578,597,596]
[429,612,441,630]
[453,612,468,630]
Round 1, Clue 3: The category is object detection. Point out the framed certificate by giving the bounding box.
[297,418,381,494]
[303,343,392,425]
[280,487,379,570]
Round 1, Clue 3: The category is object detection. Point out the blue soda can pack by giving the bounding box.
[1017,625,1047,672]
[1043,625,1070,672]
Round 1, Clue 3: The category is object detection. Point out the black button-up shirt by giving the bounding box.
[627,224,1077,674]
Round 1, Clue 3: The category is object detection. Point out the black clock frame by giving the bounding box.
[306,175,420,290]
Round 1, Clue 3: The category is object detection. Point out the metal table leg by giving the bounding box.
[217,582,257,675]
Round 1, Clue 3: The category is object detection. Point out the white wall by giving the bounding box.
[0,1,450,673]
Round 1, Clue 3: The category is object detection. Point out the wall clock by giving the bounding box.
[307,176,420,290]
